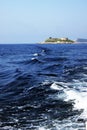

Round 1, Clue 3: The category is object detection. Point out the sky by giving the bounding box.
[0,0,87,43]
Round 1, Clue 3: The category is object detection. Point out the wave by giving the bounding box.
[43,57,67,62]
[50,80,87,121]
[0,44,87,129]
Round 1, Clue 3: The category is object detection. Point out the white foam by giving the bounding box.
[83,67,87,70]
[85,121,87,130]
[2,126,14,130]
[33,53,38,56]
[64,86,87,120]
[50,81,87,120]
[64,89,86,109]
[38,128,45,130]
[42,80,50,85]
[37,127,49,130]
[50,82,63,91]
[0,109,3,112]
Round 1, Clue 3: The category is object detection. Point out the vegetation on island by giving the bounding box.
[44,37,74,43]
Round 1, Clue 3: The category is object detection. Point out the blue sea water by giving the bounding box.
[0,43,87,130]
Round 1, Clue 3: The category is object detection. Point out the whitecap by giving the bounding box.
[37,127,49,130]
[33,53,39,56]
[31,57,36,60]
[64,84,87,120]
[50,80,87,122]
[42,80,50,85]
[2,126,14,130]
[50,82,63,91]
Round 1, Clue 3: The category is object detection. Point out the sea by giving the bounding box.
[0,43,87,130]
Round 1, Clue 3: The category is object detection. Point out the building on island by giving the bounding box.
[60,38,68,41]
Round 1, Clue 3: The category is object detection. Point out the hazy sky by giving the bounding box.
[0,0,87,43]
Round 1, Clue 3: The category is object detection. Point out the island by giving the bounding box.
[41,37,75,44]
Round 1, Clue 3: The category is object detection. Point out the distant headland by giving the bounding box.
[40,37,87,44]
[76,38,87,43]
[41,37,75,44]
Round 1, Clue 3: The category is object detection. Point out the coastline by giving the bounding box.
[40,41,76,44]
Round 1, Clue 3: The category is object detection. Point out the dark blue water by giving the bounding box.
[0,43,87,130]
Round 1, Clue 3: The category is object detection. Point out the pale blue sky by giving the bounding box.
[0,0,87,43]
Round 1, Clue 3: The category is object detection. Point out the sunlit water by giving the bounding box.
[0,43,87,130]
